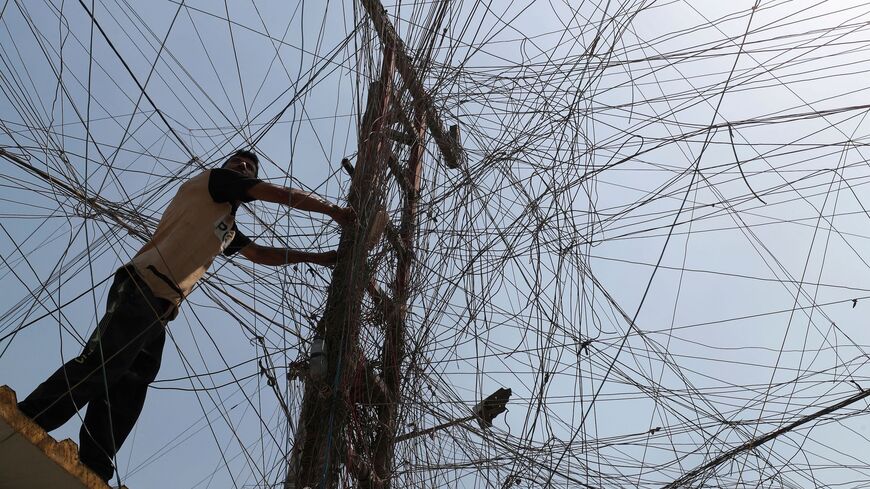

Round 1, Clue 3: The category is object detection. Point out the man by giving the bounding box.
[17,150,353,481]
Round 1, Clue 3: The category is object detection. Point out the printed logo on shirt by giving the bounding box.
[214,214,236,251]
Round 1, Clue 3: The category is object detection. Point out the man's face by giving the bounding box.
[224,155,257,179]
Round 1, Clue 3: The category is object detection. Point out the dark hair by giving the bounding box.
[223,149,260,176]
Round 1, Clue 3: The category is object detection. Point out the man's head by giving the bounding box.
[222,150,259,179]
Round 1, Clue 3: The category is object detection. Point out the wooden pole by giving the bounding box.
[359,0,464,169]
[366,111,426,488]
[290,48,396,489]
[289,3,464,486]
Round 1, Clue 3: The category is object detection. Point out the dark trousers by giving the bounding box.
[18,266,172,481]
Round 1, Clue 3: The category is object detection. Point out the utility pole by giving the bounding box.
[289,48,395,489]
[287,1,463,487]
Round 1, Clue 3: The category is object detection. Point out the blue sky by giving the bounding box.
[5,1,870,487]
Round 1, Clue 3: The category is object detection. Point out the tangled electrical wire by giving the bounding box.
[4,1,870,488]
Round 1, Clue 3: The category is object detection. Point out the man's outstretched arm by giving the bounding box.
[239,242,337,266]
[246,182,355,226]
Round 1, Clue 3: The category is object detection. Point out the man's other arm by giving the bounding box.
[239,242,337,266]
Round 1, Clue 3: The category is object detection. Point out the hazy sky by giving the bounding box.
[4,1,870,488]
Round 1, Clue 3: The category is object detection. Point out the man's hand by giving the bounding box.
[330,205,356,228]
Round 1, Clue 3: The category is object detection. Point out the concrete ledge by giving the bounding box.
[0,385,118,489]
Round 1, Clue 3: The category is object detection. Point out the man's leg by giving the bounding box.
[78,327,166,481]
[18,268,136,430]
[17,267,169,434]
